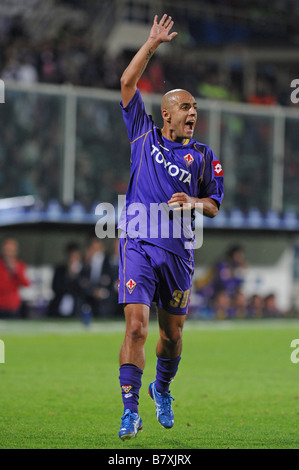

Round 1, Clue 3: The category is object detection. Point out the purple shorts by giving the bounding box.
[118,235,194,315]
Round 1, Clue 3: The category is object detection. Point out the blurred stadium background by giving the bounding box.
[0,0,299,321]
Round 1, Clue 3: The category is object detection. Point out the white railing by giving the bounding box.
[1,80,299,214]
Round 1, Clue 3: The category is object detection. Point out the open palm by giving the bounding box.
[149,14,178,43]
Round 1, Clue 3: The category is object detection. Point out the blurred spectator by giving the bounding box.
[1,57,19,81]
[137,72,154,94]
[0,237,31,318]
[192,244,247,318]
[213,290,233,320]
[148,59,166,93]
[231,290,248,319]
[47,242,83,318]
[16,54,38,84]
[108,237,123,317]
[191,267,215,318]
[79,237,114,318]
[198,69,232,101]
[212,244,247,298]
[247,294,264,318]
[39,47,60,83]
[263,293,283,318]
[247,78,277,106]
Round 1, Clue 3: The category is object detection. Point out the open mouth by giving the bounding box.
[184,121,195,133]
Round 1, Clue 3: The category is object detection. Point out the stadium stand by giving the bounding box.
[1,0,299,104]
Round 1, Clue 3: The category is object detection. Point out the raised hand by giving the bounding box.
[120,13,178,107]
[149,14,178,43]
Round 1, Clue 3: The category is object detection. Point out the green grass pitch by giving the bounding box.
[0,318,298,449]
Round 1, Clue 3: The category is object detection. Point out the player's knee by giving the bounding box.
[161,326,182,348]
[126,319,148,344]
[124,304,149,344]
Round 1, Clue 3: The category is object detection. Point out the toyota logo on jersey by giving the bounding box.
[212,161,223,176]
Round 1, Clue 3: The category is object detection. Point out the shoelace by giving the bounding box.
[160,394,175,415]
[121,410,134,425]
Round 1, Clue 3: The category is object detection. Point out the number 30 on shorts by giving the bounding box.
[169,289,190,309]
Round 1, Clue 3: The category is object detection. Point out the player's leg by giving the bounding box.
[148,309,186,429]
[119,302,150,370]
[156,307,185,359]
[145,245,193,429]
[118,303,149,440]
[152,249,192,396]
[119,303,149,417]
[118,236,155,408]
[117,236,157,439]
[155,307,186,388]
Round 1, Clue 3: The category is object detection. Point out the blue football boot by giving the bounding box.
[148,381,175,429]
[118,409,143,440]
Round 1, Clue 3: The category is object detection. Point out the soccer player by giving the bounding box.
[118,14,224,440]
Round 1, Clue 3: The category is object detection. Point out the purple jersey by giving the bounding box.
[118,89,224,260]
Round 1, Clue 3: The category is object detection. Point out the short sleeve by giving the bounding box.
[120,89,153,142]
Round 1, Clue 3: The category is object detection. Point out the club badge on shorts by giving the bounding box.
[126,278,137,294]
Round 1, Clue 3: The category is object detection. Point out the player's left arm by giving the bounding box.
[168,193,219,218]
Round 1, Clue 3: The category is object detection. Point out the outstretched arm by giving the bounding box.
[120,14,177,107]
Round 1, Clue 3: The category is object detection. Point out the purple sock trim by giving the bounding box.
[155,356,181,393]
[119,364,143,414]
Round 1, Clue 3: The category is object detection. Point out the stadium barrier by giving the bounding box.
[0,81,298,222]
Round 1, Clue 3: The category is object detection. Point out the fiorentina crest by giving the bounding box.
[126,279,137,294]
[183,153,194,167]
